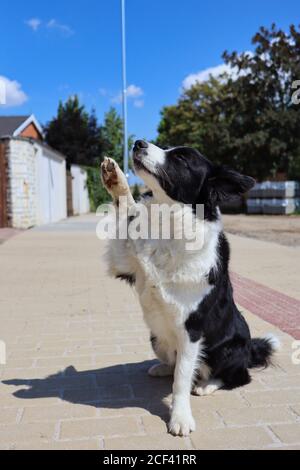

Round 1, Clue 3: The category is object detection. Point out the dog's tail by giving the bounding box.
[248,334,281,369]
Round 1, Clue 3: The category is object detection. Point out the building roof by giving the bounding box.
[38,141,66,161]
[0,115,30,137]
[0,114,43,138]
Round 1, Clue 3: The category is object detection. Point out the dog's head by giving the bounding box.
[132,140,255,209]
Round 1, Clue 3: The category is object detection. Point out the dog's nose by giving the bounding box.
[134,140,148,150]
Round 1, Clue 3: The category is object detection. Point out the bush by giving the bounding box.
[84,166,110,212]
[132,184,141,201]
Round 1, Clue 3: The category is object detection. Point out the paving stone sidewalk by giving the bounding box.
[0,215,299,450]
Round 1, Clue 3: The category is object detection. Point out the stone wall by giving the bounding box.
[6,139,37,229]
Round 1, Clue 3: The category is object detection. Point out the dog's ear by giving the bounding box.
[208,166,255,203]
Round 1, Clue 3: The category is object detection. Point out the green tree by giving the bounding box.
[157,24,300,180]
[100,107,123,167]
[101,107,134,169]
[84,166,110,211]
[87,108,103,165]
[222,23,300,179]
[44,96,102,166]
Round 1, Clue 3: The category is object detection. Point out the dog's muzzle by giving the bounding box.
[133,140,149,170]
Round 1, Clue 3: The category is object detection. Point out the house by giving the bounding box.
[0,114,67,228]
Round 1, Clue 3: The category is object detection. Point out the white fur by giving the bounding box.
[192,378,223,396]
[264,333,281,352]
[139,142,166,174]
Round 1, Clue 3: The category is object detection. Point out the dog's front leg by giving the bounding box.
[169,331,199,436]
[101,157,135,208]
[101,157,137,279]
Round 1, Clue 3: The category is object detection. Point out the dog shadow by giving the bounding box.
[2,360,172,425]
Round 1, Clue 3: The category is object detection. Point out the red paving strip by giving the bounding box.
[231,271,300,339]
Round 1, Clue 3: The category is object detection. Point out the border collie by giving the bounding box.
[101,140,280,436]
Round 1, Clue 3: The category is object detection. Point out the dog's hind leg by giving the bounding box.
[192,378,223,396]
[148,334,176,377]
[148,363,174,377]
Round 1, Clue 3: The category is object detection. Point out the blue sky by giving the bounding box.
[0,0,298,140]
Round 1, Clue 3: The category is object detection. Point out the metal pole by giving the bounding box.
[121,0,128,177]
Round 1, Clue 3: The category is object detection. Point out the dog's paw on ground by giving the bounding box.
[169,410,196,436]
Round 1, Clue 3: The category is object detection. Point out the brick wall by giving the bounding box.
[6,139,37,229]
[20,123,42,140]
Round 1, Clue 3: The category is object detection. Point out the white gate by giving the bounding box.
[36,145,67,224]
[71,165,90,215]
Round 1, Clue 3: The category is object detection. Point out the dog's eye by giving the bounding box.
[176,155,188,166]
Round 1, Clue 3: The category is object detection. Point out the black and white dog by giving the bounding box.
[101,140,279,436]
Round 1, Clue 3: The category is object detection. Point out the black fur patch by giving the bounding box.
[115,273,136,286]
[184,232,274,390]
[249,337,274,368]
[185,313,203,343]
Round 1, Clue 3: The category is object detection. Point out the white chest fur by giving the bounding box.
[105,201,221,339]
[109,204,222,341]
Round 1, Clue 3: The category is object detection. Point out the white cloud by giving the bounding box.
[111,84,144,105]
[0,81,5,105]
[25,17,74,37]
[47,19,74,36]
[0,76,28,107]
[127,84,143,98]
[182,52,253,90]
[25,18,42,31]
[182,63,234,89]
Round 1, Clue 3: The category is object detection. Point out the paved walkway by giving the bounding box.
[0,228,22,245]
[0,215,299,450]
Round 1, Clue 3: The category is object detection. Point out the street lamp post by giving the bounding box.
[121,0,129,177]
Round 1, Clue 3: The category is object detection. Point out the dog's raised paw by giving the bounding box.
[101,157,129,199]
[101,157,119,189]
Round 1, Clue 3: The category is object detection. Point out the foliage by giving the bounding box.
[157,24,300,180]
[44,99,136,209]
[84,166,110,211]
[44,96,102,167]
[132,184,141,201]
[101,107,134,170]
